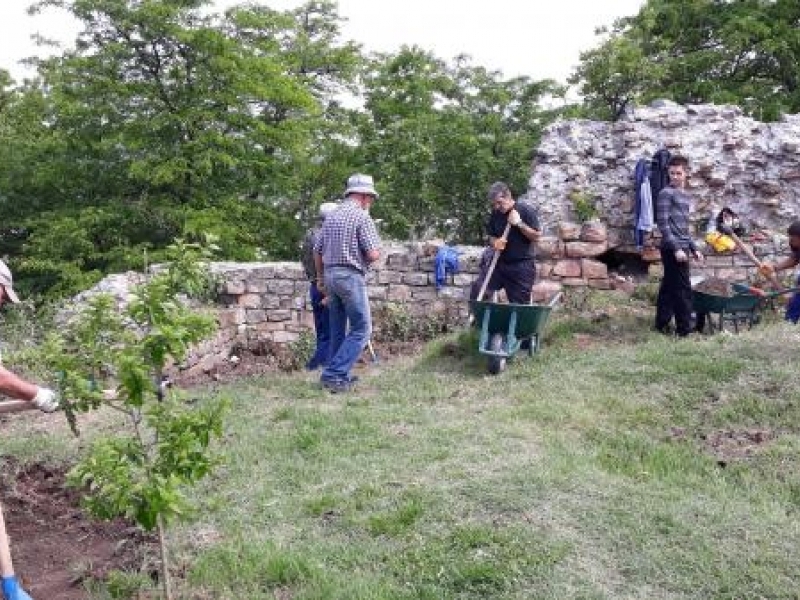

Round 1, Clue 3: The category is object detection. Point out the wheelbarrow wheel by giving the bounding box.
[488,333,507,375]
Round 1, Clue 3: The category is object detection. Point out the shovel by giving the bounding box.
[476,223,512,302]
[366,340,379,364]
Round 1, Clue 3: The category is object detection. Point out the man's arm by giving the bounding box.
[314,252,325,287]
[0,366,59,412]
[0,366,37,401]
[774,255,800,271]
[512,204,541,242]
[358,218,382,264]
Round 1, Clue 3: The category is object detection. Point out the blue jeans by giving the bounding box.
[786,274,800,324]
[306,282,330,370]
[321,267,371,383]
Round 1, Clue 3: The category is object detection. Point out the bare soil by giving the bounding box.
[174,340,422,388]
[0,460,155,600]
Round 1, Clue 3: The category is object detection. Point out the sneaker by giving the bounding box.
[322,380,353,394]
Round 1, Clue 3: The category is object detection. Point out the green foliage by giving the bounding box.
[286,329,316,371]
[33,239,228,597]
[39,239,226,516]
[569,190,599,223]
[0,1,566,301]
[359,47,564,243]
[572,0,800,121]
[373,302,455,343]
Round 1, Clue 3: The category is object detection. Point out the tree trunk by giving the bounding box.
[157,515,173,600]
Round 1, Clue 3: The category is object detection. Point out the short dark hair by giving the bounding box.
[668,155,689,169]
[787,221,800,238]
[488,181,511,201]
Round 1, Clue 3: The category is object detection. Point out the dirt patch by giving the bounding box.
[702,428,774,464]
[0,460,156,599]
[174,341,423,388]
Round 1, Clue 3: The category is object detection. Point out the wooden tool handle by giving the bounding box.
[730,232,782,288]
[0,400,34,415]
[476,223,512,302]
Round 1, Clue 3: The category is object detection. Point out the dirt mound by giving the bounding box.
[693,277,733,297]
[0,460,155,599]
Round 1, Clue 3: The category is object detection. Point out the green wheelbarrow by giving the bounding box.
[469,294,561,374]
[692,283,800,334]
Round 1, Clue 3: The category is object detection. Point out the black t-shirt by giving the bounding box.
[487,201,540,263]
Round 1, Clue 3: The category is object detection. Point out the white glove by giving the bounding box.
[31,387,59,413]
[674,249,688,263]
[507,209,522,227]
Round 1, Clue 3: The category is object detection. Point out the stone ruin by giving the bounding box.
[525,98,800,244]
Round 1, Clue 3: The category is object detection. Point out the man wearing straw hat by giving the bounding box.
[313,174,382,393]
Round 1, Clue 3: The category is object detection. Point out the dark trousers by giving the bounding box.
[306,282,330,369]
[655,248,693,336]
[471,258,536,304]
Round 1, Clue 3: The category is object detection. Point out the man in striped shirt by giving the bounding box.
[654,155,703,337]
[314,174,382,393]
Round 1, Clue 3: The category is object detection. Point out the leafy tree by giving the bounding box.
[28,239,227,600]
[359,47,562,242]
[572,0,800,121]
[0,0,363,298]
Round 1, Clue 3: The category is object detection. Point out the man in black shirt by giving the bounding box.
[471,181,541,304]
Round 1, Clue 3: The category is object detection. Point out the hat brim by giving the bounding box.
[4,286,19,303]
[346,187,379,199]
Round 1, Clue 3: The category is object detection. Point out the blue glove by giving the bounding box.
[2,576,33,600]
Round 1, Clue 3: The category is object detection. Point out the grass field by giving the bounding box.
[3,299,800,599]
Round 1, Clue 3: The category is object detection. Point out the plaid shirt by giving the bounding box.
[656,186,697,252]
[314,199,381,274]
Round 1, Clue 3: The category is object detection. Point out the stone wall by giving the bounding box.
[524,100,800,251]
[78,229,786,375]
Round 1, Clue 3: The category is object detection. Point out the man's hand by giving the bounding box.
[507,209,522,227]
[31,387,59,413]
[759,262,775,277]
[674,249,688,263]
[692,250,704,263]
[492,238,507,251]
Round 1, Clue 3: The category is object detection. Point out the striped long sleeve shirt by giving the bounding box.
[656,187,696,252]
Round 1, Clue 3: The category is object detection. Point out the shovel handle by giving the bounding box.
[730,232,782,288]
[0,401,33,415]
[476,223,512,302]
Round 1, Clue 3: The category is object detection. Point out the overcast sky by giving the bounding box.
[1,0,644,84]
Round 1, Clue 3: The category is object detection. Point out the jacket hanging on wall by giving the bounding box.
[434,245,460,289]
[633,158,654,250]
[649,148,672,221]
